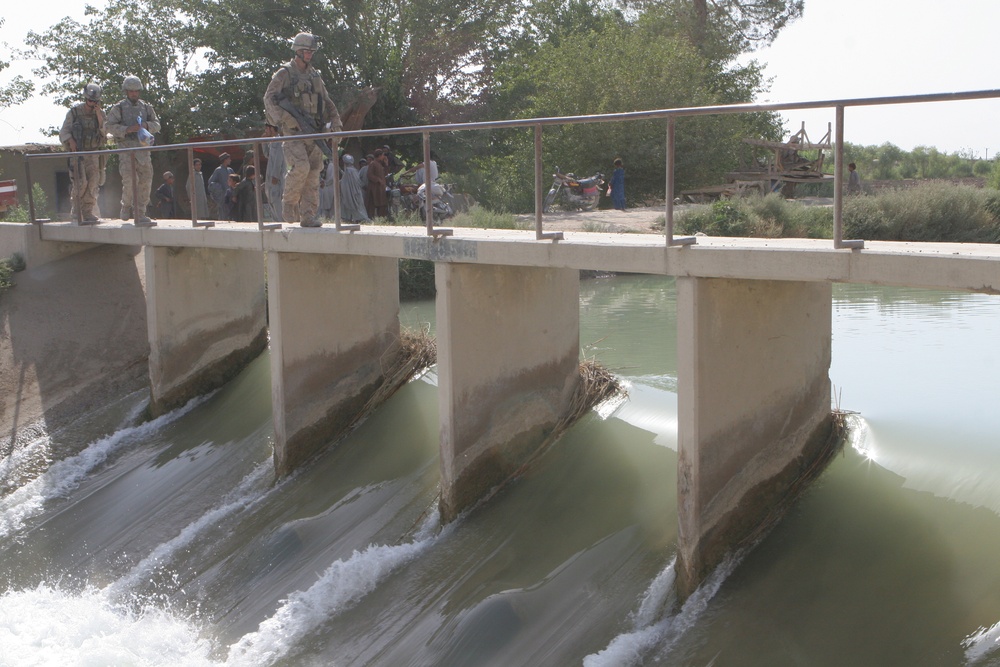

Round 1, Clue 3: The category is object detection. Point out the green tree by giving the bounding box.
[0,19,33,110]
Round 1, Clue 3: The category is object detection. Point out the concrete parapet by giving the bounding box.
[0,222,97,269]
[675,277,834,600]
[436,263,581,522]
[268,252,400,476]
[145,246,267,416]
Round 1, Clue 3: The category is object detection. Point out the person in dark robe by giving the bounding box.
[232,166,258,222]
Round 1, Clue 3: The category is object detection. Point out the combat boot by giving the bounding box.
[120,206,132,220]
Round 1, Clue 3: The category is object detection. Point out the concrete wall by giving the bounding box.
[268,252,400,476]
[0,222,97,269]
[675,277,834,599]
[436,263,581,521]
[145,246,267,416]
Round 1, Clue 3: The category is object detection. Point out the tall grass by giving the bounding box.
[842,183,1000,243]
[674,184,1000,243]
[675,194,832,239]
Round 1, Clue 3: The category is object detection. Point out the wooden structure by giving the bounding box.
[681,122,835,202]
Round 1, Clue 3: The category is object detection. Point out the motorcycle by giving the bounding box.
[390,181,421,218]
[418,181,455,222]
[543,167,604,213]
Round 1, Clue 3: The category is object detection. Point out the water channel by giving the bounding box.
[1,275,999,665]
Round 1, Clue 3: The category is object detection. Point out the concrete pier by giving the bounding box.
[435,263,581,522]
[145,246,267,416]
[267,252,400,476]
[674,277,835,599]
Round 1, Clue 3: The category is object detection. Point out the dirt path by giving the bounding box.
[515,206,668,235]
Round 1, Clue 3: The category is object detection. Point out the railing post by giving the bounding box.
[333,138,358,232]
[190,147,213,228]
[834,105,863,249]
[23,155,43,224]
[256,140,281,230]
[423,130,452,238]
[535,124,562,241]
[666,116,696,247]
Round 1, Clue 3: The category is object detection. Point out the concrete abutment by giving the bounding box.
[267,251,401,476]
[675,276,834,600]
[435,263,581,522]
[145,246,267,417]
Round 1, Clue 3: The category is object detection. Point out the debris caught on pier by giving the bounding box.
[350,326,437,429]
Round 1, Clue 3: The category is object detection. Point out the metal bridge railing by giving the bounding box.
[25,88,1000,249]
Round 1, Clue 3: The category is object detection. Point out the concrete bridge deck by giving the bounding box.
[34,219,1000,293]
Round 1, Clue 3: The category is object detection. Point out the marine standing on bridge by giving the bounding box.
[264,32,342,227]
[105,76,160,224]
[59,83,106,224]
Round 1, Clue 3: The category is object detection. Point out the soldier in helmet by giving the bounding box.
[59,83,106,224]
[263,32,342,227]
[105,75,161,224]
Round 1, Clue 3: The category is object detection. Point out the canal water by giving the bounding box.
[1,275,999,666]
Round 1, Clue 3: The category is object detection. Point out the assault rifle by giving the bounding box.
[275,96,332,158]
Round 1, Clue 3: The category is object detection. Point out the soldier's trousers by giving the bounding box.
[119,150,153,218]
[282,139,323,223]
[69,154,102,218]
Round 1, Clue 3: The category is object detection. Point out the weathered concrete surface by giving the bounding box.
[40,221,1000,293]
[675,277,834,599]
[268,252,400,476]
[145,246,267,416]
[0,222,97,269]
[436,263,581,522]
[0,244,149,454]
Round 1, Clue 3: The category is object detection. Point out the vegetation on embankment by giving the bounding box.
[675,184,1000,244]
[0,253,25,293]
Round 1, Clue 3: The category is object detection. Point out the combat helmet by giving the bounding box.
[291,32,319,52]
[122,75,143,92]
[83,82,102,102]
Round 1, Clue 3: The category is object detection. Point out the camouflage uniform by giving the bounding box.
[105,92,160,220]
[264,46,341,225]
[59,102,105,221]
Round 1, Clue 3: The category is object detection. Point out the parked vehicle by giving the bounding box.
[418,182,455,222]
[390,181,421,218]
[543,167,604,212]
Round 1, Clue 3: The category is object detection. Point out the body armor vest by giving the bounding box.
[281,63,323,125]
[72,104,104,151]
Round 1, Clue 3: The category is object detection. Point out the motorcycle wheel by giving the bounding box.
[580,194,600,212]
[543,189,557,213]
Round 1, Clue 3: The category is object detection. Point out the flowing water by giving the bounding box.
[2,275,1000,666]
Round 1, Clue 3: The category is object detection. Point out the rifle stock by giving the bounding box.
[276,97,332,158]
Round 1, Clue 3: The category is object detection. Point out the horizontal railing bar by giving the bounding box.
[25,89,1000,161]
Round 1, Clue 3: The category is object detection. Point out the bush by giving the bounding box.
[1,183,50,222]
[0,253,25,293]
[676,194,832,239]
[398,258,435,301]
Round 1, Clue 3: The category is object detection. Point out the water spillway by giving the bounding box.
[2,277,1000,665]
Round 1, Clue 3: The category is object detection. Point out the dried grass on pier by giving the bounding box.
[350,327,436,428]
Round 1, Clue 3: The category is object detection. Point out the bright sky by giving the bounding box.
[2,0,999,155]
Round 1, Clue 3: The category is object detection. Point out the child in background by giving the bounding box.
[608,158,625,211]
[223,173,240,220]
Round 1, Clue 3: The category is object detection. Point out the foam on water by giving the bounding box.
[0,584,220,666]
[224,511,444,666]
[964,619,1000,664]
[106,460,274,600]
[0,396,207,541]
[584,554,740,667]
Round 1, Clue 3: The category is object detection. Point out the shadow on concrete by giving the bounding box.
[0,244,150,454]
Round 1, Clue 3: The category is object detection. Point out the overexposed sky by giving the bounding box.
[2,0,999,154]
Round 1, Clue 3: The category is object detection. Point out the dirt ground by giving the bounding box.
[516,206,668,235]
